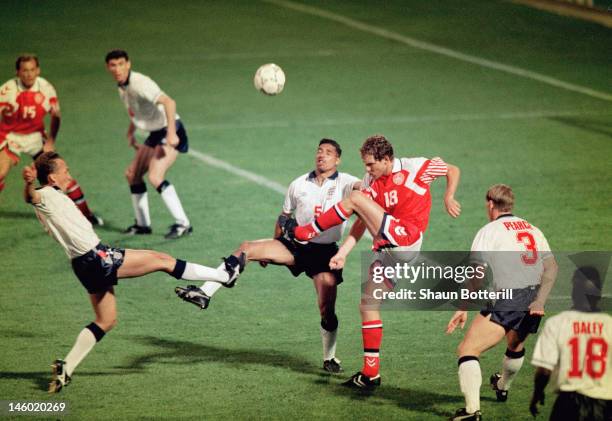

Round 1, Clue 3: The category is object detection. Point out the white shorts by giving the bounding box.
[0,132,44,162]
[374,232,423,269]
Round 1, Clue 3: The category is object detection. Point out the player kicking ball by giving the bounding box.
[446,184,558,421]
[23,152,237,393]
[175,139,361,373]
[282,134,461,389]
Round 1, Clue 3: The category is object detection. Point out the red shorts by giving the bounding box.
[374,213,421,250]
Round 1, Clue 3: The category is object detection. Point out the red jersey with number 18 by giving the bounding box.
[362,157,448,236]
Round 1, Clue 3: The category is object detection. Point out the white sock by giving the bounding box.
[458,358,481,414]
[64,328,97,377]
[159,183,189,226]
[201,281,223,297]
[182,262,228,283]
[498,355,524,390]
[131,192,151,227]
[320,326,337,361]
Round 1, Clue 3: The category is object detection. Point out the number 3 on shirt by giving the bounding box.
[516,231,538,265]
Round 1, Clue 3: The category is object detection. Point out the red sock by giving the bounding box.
[361,319,383,378]
[66,179,94,219]
[295,202,351,241]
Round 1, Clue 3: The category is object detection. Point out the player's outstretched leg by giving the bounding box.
[175,252,246,309]
[288,190,386,243]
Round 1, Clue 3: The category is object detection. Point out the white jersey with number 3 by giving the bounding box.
[532,310,612,400]
[471,215,552,290]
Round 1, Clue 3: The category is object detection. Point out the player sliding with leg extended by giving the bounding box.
[175,139,362,373]
[0,54,102,224]
[445,184,558,421]
[283,134,461,389]
[23,152,238,393]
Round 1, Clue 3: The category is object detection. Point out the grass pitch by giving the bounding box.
[1,1,611,419]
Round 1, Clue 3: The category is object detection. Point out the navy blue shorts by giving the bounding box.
[71,243,125,294]
[277,237,343,285]
[480,286,542,336]
[550,392,611,421]
[144,119,188,153]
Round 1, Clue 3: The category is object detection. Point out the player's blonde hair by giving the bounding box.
[486,184,514,212]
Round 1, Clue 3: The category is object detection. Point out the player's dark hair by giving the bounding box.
[15,54,39,71]
[360,135,394,161]
[319,138,342,157]
[105,49,129,63]
[486,184,514,212]
[35,152,62,185]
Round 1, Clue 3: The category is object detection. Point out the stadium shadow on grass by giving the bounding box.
[0,210,36,220]
[332,384,493,418]
[1,370,140,392]
[117,336,321,376]
[550,117,612,139]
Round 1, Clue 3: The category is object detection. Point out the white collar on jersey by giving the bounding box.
[307,170,339,181]
[16,77,39,91]
[392,158,402,173]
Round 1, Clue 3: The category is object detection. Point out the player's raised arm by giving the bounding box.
[444,163,461,218]
[156,94,178,147]
[23,165,41,204]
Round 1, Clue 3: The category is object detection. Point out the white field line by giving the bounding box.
[189,110,612,131]
[188,148,372,239]
[263,0,612,102]
[188,148,287,195]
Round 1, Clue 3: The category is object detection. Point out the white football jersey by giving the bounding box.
[283,171,360,244]
[471,215,552,290]
[532,310,612,400]
[33,186,100,259]
[117,71,179,132]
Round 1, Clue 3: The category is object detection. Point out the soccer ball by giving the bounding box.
[253,63,285,96]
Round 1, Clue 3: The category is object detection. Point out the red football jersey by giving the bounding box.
[363,157,448,234]
[0,77,58,137]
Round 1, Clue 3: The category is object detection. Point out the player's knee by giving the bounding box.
[457,341,478,357]
[148,173,163,188]
[96,318,117,332]
[238,240,253,254]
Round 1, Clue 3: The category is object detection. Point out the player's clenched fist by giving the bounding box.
[23,164,37,183]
